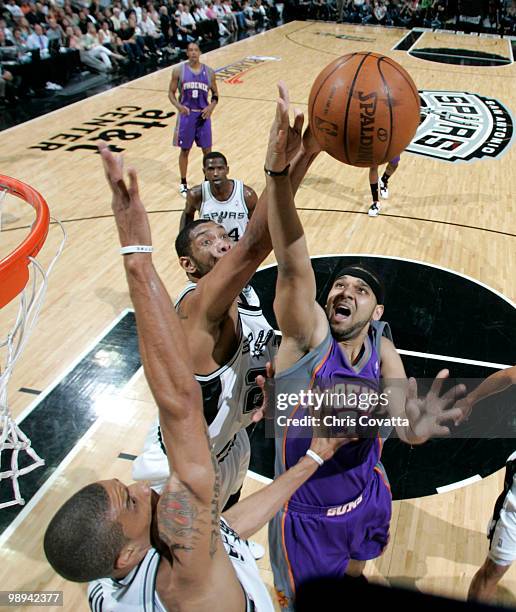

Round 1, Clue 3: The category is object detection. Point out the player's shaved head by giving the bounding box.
[44,482,127,582]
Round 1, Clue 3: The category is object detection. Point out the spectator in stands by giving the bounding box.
[26,22,49,49]
[0,62,14,102]
[221,0,238,32]
[118,17,145,59]
[46,16,65,45]
[139,7,163,53]
[79,22,124,70]
[373,0,387,22]
[192,2,219,40]
[5,0,24,19]
[12,26,28,56]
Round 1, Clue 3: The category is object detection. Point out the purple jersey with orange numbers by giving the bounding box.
[269,321,393,611]
[179,62,211,111]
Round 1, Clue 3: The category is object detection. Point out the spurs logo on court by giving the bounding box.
[357,91,378,165]
[215,56,281,84]
[407,90,514,163]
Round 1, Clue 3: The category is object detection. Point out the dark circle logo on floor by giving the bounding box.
[406,90,514,163]
[248,255,516,501]
[409,47,511,67]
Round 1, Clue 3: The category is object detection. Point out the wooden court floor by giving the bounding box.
[1,21,515,610]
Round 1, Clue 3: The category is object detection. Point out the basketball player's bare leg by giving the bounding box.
[368,166,381,217]
[379,158,399,199]
[468,558,510,602]
[179,148,191,197]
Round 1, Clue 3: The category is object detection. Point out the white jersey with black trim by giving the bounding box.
[199,179,249,242]
[88,519,274,611]
[176,282,276,456]
[88,548,166,612]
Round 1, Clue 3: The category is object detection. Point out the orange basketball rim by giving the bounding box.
[0,175,50,309]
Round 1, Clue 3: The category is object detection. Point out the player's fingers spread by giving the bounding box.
[440,383,466,406]
[429,369,449,398]
[407,377,418,401]
[128,167,139,197]
[277,80,289,106]
[434,424,451,437]
[293,109,304,134]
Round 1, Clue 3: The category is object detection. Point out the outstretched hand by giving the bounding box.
[251,362,275,424]
[405,370,466,439]
[99,142,152,249]
[265,81,304,173]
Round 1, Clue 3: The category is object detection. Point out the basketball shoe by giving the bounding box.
[179,183,188,198]
[379,179,389,199]
[368,202,381,217]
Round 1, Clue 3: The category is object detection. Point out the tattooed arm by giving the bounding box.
[100,143,244,606]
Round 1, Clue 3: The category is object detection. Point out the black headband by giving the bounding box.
[332,265,385,304]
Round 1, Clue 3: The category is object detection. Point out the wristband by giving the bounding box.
[211,94,219,103]
[305,449,324,466]
[120,245,153,255]
[264,164,290,177]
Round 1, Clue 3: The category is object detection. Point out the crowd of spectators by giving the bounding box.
[0,0,281,102]
[282,0,515,34]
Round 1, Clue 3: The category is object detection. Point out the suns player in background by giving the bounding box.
[179,151,258,241]
[368,155,400,217]
[264,84,465,610]
[461,366,516,603]
[169,42,219,197]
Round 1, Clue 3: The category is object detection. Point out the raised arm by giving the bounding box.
[455,365,516,424]
[99,144,242,602]
[180,185,202,230]
[265,83,327,370]
[183,89,319,325]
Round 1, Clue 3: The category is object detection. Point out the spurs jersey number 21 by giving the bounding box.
[200,179,249,242]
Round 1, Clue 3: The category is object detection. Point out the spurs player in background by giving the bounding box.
[44,141,349,612]
[169,42,219,197]
[463,366,516,603]
[263,85,465,611]
[132,84,319,512]
[179,151,258,242]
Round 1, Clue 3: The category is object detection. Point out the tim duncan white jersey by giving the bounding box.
[88,519,274,611]
[199,179,249,242]
[132,284,277,506]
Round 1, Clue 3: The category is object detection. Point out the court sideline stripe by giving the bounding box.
[4,207,515,240]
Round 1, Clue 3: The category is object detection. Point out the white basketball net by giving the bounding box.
[0,186,66,508]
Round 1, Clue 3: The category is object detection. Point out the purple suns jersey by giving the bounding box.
[274,320,392,507]
[179,63,211,111]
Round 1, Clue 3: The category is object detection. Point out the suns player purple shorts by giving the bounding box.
[174,112,212,149]
[269,461,391,610]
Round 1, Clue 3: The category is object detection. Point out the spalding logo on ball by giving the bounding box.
[308,52,420,167]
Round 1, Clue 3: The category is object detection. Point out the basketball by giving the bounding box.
[308,52,420,167]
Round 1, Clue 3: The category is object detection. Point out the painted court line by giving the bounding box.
[436,474,482,494]
[247,470,272,485]
[397,350,512,370]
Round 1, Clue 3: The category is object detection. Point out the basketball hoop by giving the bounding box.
[0,175,66,509]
